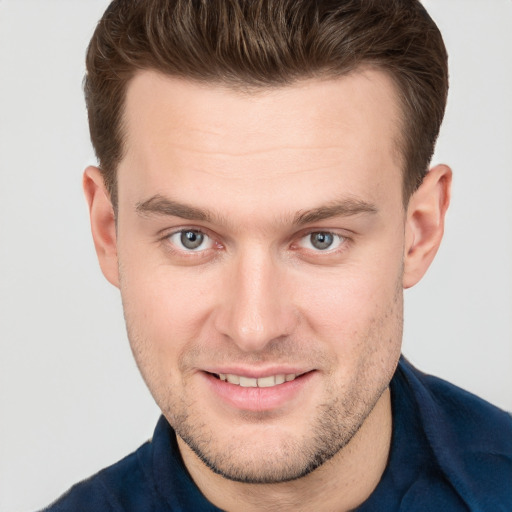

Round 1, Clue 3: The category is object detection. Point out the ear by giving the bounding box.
[403,164,452,289]
[83,166,120,288]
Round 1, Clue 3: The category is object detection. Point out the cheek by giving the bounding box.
[119,259,218,366]
[296,225,405,329]
[298,265,401,328]
[295,259,403,370]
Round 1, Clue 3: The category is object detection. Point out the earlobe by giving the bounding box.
[83,166,120,288]
[403,164,452,289]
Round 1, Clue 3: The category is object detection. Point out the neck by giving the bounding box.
[178,388,392,512]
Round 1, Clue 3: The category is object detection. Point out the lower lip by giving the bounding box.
[201,371,315,412]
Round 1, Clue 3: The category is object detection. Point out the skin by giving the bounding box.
[85,68,451,511]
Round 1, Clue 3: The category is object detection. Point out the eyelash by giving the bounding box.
[160,228,221,258]
[160,228,351,258]
[296,231,347,252]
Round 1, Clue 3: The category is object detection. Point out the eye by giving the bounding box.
[168,230,213,251]
[298,231,344,251]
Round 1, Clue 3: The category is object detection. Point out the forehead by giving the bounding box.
[119,69,403,215]
[123,68,401,152]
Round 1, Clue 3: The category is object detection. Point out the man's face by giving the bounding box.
[115,69,406,482]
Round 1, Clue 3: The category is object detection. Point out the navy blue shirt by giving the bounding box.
[41,358,512,511]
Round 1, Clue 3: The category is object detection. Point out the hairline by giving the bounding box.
[107,63,412,213]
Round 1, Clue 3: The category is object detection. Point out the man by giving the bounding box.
[42,0,512,510]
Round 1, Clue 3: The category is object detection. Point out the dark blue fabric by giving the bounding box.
[41,357,512,511]
[356,359,512,511]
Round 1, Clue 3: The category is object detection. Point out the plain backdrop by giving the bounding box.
[0,1,511,511]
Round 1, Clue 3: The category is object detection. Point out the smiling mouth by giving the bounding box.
[210,372,303,388]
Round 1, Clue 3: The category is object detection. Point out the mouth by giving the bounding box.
[203,370,315,412]
[209,371,305,388]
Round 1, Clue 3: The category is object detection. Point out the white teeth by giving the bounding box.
[217,373,297,387]
[227,374,240,385]
[239,376,258,387]
[257,376,276,388]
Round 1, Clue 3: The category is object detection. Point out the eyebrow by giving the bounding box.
[136,195,216,222]
[136,194,378,226]
[293,199,378,225]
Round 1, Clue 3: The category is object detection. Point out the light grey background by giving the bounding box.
[0,1,511,511]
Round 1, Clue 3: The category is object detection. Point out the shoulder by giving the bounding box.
[40,441,156,512]
[396,357,512,510]
[39,416,220,512]
[398,358,512,450]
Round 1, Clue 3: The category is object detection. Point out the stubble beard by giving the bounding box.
[123,272,404,485]
[169,383,389,484]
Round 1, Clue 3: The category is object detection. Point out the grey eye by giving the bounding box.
[298,231,344,251]
[169,230,212,251]
[310,232,334,250]
[181,230,204,249]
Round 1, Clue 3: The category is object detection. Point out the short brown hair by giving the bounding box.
[85,0,448,208]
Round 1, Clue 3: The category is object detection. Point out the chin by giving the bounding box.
[172,389,380,484]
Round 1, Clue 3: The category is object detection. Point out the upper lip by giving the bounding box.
[202,366,312,379]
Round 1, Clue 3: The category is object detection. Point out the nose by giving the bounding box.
[213,246,297,352]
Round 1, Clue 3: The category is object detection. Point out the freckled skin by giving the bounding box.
[85,67,451,510]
